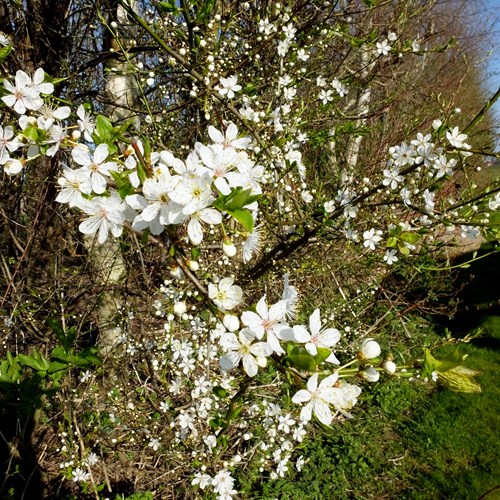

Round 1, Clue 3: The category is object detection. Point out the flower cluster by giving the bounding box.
[1,4,496,494]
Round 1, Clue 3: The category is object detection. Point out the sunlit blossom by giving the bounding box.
[292,372,339,426]
[208,277,243,311]
[219,328,272,377]
[72,143,117,194]
[217,75,241,99]
[241,296,291,354]
[291,309,340,362]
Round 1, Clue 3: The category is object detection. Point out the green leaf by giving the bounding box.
[315,347,332,365]
[208,416,226,429]
[51,347,91,367]
[17,353,49,372]
[437,366,482,393]
[226,188,252,210]
[0,357,22,383]
[191,247,201,260]
[109,170,134,198]
[361,0,375,7]
[350,36,366,48]
[398,244,410,256]
[95,115,114,141]
[422,347,439,378]
[386,236,398,248]
[47,360,69,374]
[50,347,71,363]
[226,208,254,233]
[196,0,215,22]
[290,353,317,371]
[212,385,229,398]
[47,317,66,345]
[23,127,41,142]
[140,228,150,245]
[214,187,260,212]
[116,117,136,137]
[227,404,242,421]
[40,72,69,86]
[400,232,420,244]
[79,347,102,366]
[136,163,147,185]
[0,44,12,65]
[158,0,178,12]
[244,83,257,96]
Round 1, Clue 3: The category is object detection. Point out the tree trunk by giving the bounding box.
[84,0,140,355]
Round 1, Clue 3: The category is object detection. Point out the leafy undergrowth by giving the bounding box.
[245,320,500,500]
[246,250,500,500]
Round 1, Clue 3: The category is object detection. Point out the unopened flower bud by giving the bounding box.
[173,301,187,316]
[383,360,397,374]
[72,130,81,140]
[186,259,199,271]
[223,314,239,332]
[432,119,442,130]
[255,356,267,368]
[359,367,380,382]
[222,238,237,257]
[358,338,381,360]
[169,265,184,279]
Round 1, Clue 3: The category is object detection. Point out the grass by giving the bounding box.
[399,340,500,500]
[246,251,500,500]
[247,336,499,499]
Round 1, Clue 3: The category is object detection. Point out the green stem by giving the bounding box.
[463,86,500,134]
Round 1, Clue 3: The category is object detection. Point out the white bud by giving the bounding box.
[432,119,442,130]
[359,338,381,360]
[169,266,184,279]
[383,360,397,374]
[223,238,237,257]
[186,260,199,271]
[223,314,240,332]
[173,301,187,316]
[359,367,380,382]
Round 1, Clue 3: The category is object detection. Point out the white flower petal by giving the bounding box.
[198,207,222,225]
[93,143,109,164]
[299,403,313,423]
[188,218,203,245]
[309,309,321,334]
[208,125,225,143]
[72,146,91,166]
[219,351,241,371]
[314,401,333,425]
[319,373,339,389]
[269,299,288,322]
[293,325,311,343]
[306,373,319,393]
[292,389,312,404]
[316,328,341,348]
[249,341,272,358]
[79,216,101,235]
[242,354,258,377]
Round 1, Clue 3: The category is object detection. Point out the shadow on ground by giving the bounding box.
[443,247,500,348]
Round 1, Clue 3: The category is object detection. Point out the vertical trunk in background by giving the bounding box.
[343,48,376,182]
[84,0,140,355]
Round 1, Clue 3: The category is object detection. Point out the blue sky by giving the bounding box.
[484,0,500,149]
